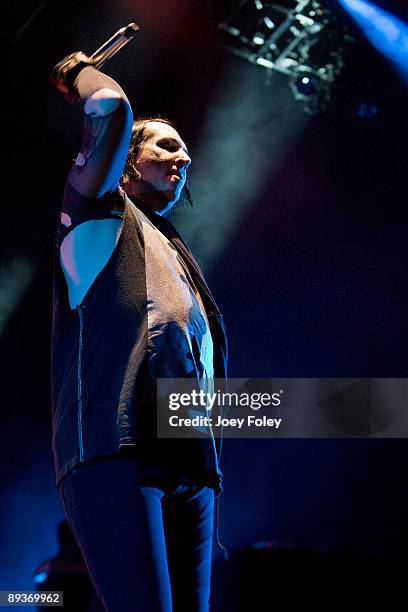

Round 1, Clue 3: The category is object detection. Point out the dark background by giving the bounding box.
[0,0,407,600]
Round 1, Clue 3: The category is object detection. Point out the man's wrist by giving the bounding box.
[49,52,93,102]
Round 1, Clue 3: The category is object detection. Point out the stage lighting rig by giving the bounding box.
[213,0,354,113]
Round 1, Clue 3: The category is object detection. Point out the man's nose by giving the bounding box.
[175,150,191,169]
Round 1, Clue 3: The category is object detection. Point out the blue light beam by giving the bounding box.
[339,0,408,85]
[175,61,307,273]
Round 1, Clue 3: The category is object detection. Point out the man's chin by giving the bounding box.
[130,179,181,214]
[142,179,177,200]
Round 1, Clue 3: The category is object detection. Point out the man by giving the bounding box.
[50,52,227,611]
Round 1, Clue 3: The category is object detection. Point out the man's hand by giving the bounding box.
[49,51,93,103]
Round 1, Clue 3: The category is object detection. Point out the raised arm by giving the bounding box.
[51,53,133,199]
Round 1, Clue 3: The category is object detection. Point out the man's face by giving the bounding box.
[134,122,191,206]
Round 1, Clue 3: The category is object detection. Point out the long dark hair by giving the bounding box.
[121,116,193,207]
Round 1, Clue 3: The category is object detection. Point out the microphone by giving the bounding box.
[49,23,140,101]
[90,23,140,69]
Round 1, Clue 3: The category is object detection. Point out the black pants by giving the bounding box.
[58,454,215,611]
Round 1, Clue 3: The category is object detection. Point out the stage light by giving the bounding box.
[289,67,327,113]
[253,33,265,45]
[264,17,275,29]
[297,75,317,94]
[257,57,274,68]
[212,0,354,113]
